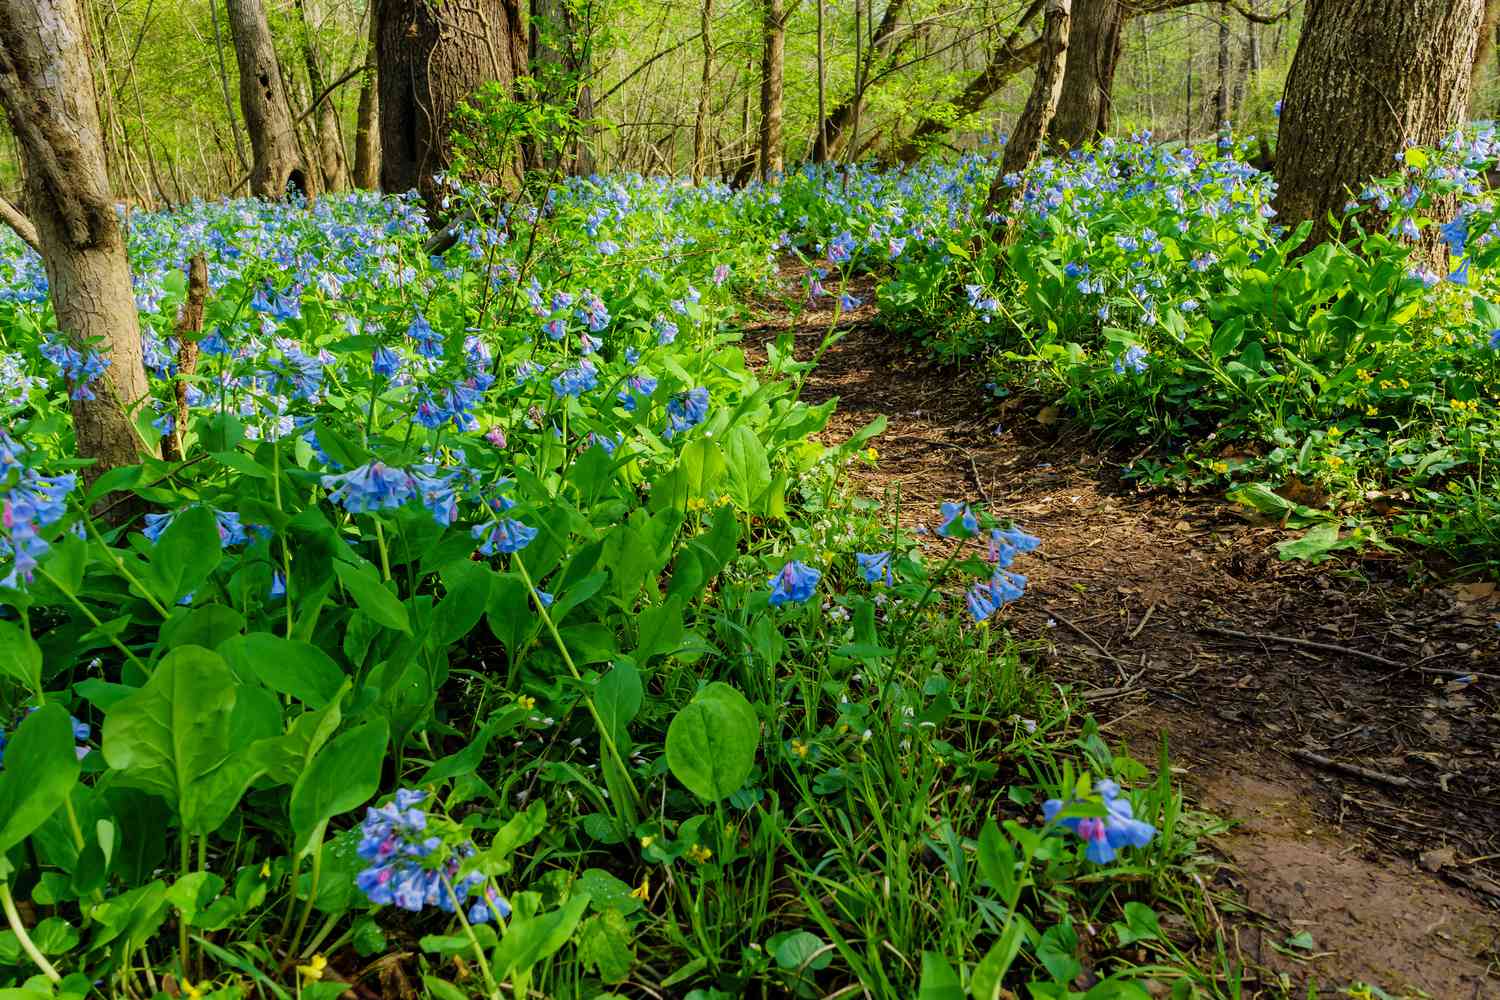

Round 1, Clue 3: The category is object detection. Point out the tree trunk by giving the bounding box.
[1215,9,1231,124]
[814,0,828,162]
[162,256,207,464]
[1274,0,1483,248]
[352,11,380,188]
[985,0,1071,227]
[227,0,314,199]
[1472,0,1500,105]
[375,0,526,210]
[0,0,156,488]
[530,0,595,175]
[693,0,714,184]
[758,0,787,179]
[296,0,349,191]
[1047,0,1122,148]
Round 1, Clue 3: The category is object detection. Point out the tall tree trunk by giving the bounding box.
[814,0,828,162]
[208,0,249,173]
[530,0,595,175]
[352,11,380,188]
[807,0,910,159]
[1274,0,1483,249]
[1215,9,1231,124]
[758,0,787,179]
[984,0,1071,228]
[227,0,315,199]
[693,0,714,184]
[375,0,527,210]
[1472,0,1500,106]
[296,0,349,191]
[0,0,156,487]
[1047,0,1122,148]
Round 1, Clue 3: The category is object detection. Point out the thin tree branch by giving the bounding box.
[0,195,41,254]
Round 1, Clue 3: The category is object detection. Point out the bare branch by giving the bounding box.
[0,195,41,254]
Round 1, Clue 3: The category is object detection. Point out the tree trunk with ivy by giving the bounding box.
[1274,0,1483,248]
[758,0,787,179]
[352,11,380,188]
[0,0,156,488]
[375,0,527,211]
[985,0,1071,228]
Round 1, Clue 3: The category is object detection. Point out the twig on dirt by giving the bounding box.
[1204,625,1404,668]
[1047,607,1123,664]
[1286,748,1414,790]
[967,453,992,506]
[1128,602,1156,640]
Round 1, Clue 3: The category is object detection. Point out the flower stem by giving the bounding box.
[0,881,61,983]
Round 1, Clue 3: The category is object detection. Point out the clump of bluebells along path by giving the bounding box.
[4,135,1489,998]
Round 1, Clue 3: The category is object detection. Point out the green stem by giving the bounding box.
[373,521,392,583]
[273,443,294,639]
[883,544,966,708]
[178,833,192,978]
[440,876,502,1000]
[0,882,61,983]
[37,566,147,673]
[513,554,642,825]
[82,515,171,619]
[286,834,322,959]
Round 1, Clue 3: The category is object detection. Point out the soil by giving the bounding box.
[744,273,1500,999]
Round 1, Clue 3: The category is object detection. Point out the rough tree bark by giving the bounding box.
[375,0,527,210]
[352,11,380,188]
[296,0,349,191]
[531,0,595,175]
[1472,0,1500,105]
[227,0,315,199]
[162,256,207,464]
[758,0,788,179]
[984,0,1071,228]
[1046,0,1123,148]
[0,0,156,485]
[1215,8,1231,124]
[0,195,40,253]
[1274,0,1483,248]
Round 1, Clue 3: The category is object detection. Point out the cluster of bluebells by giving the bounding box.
[355,789,508,924]
[768,560,821,607]
[1,431,78,591]
[1043,779,1156,864]
[931,501,1041,623]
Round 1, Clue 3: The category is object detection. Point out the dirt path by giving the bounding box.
[746,279,1500,998]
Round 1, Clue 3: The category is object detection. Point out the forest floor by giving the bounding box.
[745,273,1500,999]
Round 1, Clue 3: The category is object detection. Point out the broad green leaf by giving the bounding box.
[665,682,758,802]
[721,424,772,510]
[431,560,492,647]
[220,633,345,707]
[0,619,42,694]
[576,909,635,984]
[333,560,410,633]
[146,505,223,605]
[917,952,964,1000]
[101,645,254,833]
[289,719,387,856]
[0,704,82,854]
[595,661,642,751]
[491,893,591,980]
[634,597,684,665]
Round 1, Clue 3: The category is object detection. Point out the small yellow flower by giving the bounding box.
[1209,461,1228,475]
[1379,379,1394,390]
[1327,454,1345,469]
[790,738,810,759]
[630,875,651,901]
[517,695,536,710]
[716,493,732,507]
[297,954,328,983]
[1366,405,1378,416]
[686,843,713,864]
[1398,378,1410,389]
[183,980,207,1000]
[639,834,655,849]
[686,496,707,513]
[1356,368,1372,383]
[259,859,271,878]
[865,447,879,462]
[1327,426,1341,438]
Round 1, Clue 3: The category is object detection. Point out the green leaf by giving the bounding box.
[160,605,246,651]
[917,952,964,1000]
[634,597,684,665]
[247,687,346,786]
[431,560,493,647]
[419,708,522,785]
[491,893,591,980]
[146,505,223,605]
[1115,902,1162,945]
[289,719,387,856]
[101,645,256,833]
[576,909,635,985]
[0,704,82,855]
[976,820,1015,898]
[220,633,345,707]
[969,917,1029,1000]
[1036,922,1082,983]
[769,930,830,973]
[665,682,759,802]
[1276,522,1363,563]
[0,619,42,695]
[721,424,772,510]
[333,560,410,633]
[595,661,642,751]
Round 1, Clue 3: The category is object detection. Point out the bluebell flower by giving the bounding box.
[322,462,418,514]
[372,346,403,378]
[1114,345,1149,375]
[664,387,710,439]
[407,311,444,358]
[1490,329,1500,351]
[856,551,893,585]
[618,373,657,412]
[472,518,537,555]
[551,360,599,398]
[1042,779,1156,864]
[937,502,978,538]
[768,560,820,606]
[1447,258,1471,286]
